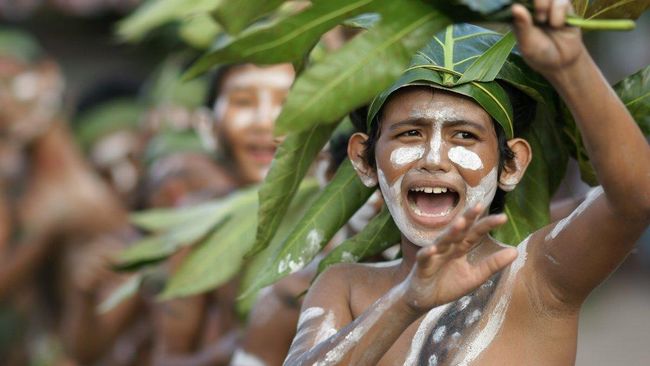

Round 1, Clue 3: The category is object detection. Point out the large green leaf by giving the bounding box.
[186,0,377,79]
[586,0,650,20]
[118,187,258,270]
[117,0,222,42]
[367,25,517,138]
[274,0,451,135]
[178,13,222,49]
[249,122,338,257]
[562,64,650,186]
[211,0,287,35]
[614,65,650,135]
[495,105,568,244]
[159,179,320,300]
[456,31,516,84]
[240,160,374,299]
[130,201,225,233]
[98,274,143,313]
[316,207,400,275]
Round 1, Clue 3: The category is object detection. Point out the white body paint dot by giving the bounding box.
[448,146,483,170]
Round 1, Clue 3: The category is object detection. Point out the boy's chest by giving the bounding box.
[369,274,577,366]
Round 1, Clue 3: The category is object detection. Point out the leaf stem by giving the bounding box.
[566,16,635,31]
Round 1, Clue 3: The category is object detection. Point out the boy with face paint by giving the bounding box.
[285,3,650,366]
[152,63,295,366]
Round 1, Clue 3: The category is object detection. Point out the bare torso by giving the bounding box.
[340,239,578,366]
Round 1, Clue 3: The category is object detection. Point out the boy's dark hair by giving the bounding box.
[354,83,535,214]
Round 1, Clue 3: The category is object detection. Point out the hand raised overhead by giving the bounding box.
[402,205,518,314]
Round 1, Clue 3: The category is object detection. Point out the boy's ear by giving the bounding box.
[348,132,378,187]
[498,138,532,192]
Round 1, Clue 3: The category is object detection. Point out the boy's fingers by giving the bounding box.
[476,247,518,279]
[549,0,569,28]
[463,214,508,246]
[435,216,467,252]
[534,0,550,23]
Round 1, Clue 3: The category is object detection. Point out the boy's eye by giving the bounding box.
[454,131,477,140]
[398,130,421,138]
[229,94,256,107]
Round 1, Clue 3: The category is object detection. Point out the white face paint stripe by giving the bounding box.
[448,146,483,171]
[391,145,425,167]
[465,167,498,209]
[427,122,443,165]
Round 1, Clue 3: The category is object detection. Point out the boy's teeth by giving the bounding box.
[411,187,449,194]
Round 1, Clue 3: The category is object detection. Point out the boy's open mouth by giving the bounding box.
[407,186,459,220]
[246,144,276,165]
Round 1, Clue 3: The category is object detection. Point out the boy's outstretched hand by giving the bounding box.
[401,205,518,314]
[512,1,584,75]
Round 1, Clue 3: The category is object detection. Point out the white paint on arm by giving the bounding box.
[545,186,604,241]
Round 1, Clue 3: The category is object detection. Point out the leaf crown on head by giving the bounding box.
[367,23,550,139]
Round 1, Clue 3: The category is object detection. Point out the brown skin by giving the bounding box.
[284,2,650,365]
[152,63,295,365]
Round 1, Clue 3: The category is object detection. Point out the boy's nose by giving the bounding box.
[419,128,451,173]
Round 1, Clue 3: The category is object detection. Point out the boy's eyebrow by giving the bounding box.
[388,118,488,133]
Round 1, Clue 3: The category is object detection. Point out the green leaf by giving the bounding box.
[159,179,320,300]
[317,207,400,275]
[117,0,222,42]
[614,65,650,135]
[178,13,222,49]
[343,12,382,29]
[367,25,517,138]
[495,105,568,244]
[185,0,378,79]
[572,0,590,17]
[158,204,258,300]
[130,201,225,233]
[237,179,322,314]
[119,187,258,269]
[274,0,450,135]
[250,122,338,257]
[456,31,516,84]
[98,274,142,314]
[240,160,374,299]
[586,0,650,20]
[212,0,287,35]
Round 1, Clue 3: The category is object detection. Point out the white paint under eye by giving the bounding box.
[231,349,266,366]
[448,146,483,170]
[391,145,425,167]
[12,72,39,101]
[455,236,528,366]
[465,167,498,209]
[545,186,604,241]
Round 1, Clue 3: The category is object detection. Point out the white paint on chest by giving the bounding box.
[454,237,529,366]
[448,146,483,171]
[231,349,266,366]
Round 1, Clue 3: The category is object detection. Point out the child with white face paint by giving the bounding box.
[284,3,650,366]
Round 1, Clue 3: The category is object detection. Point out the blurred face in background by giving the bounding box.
[0,57,63,146]
[212,63,294,185]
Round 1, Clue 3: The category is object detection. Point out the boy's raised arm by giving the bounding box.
[512,1,650,307]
